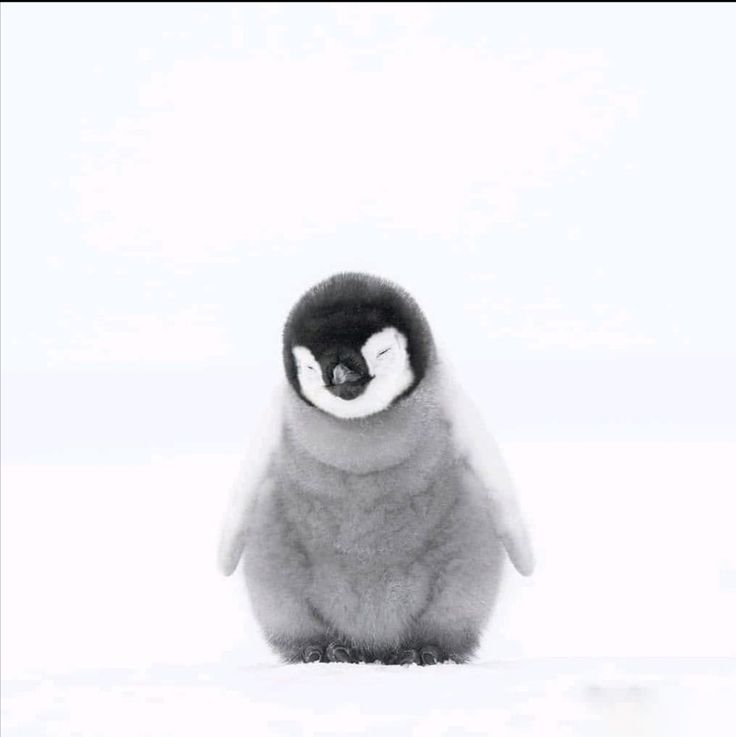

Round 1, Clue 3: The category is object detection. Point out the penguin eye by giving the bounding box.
[377,347,392,358]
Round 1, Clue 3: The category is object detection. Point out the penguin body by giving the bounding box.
[219,273,534,664]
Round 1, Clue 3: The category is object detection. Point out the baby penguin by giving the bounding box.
[218,272,534,665]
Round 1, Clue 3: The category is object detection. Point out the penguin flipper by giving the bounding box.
[217,475,276,576]
[440,368,536,577]
[216,385,285,576]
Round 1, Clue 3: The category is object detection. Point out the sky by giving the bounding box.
[2,3,735,463]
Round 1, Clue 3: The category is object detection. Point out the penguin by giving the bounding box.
[218,272,534,665]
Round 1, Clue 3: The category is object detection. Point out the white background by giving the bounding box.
[2,3,735,735]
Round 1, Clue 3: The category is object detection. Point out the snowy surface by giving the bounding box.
[4,658,735,737]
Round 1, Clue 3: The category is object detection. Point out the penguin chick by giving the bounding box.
[218,272,534,665]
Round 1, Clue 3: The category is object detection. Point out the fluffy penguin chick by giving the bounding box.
[218,272,534,665]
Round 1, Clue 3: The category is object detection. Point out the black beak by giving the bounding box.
[325,360,370,400]
[332,363,362,385]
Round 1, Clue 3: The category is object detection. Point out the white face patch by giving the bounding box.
[292,327,415,419]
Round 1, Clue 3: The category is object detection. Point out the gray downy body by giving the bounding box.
[242,368,504,662]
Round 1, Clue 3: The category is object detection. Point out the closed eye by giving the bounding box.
[377,347,392,357]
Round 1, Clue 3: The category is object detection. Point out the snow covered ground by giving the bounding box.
[4,657,735,737]
[3,443,735,735]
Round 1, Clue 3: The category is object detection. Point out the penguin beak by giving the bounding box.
[327,362,370,400]
[332,363,362,385]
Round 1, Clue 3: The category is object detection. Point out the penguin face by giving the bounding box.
[283,273,434,420]
[291,326,414,419]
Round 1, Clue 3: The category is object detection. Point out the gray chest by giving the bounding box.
[276,392,463,565]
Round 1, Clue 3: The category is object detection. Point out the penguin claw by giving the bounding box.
[326,642,355,663]
[419,645,441,665]
[384,645,444,665]
[387,648,421,665]
[302,645,324,663]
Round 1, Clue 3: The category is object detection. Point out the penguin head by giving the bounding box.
[283,273,435,419]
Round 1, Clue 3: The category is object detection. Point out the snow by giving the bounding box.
[4,658,735,737]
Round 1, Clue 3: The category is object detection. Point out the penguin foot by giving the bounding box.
[384,645,447,666]
[419,645,441,665]
[325,641,356,663]
[301,644,325,663]
[385,648,421,665]
[301,643,449,666]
